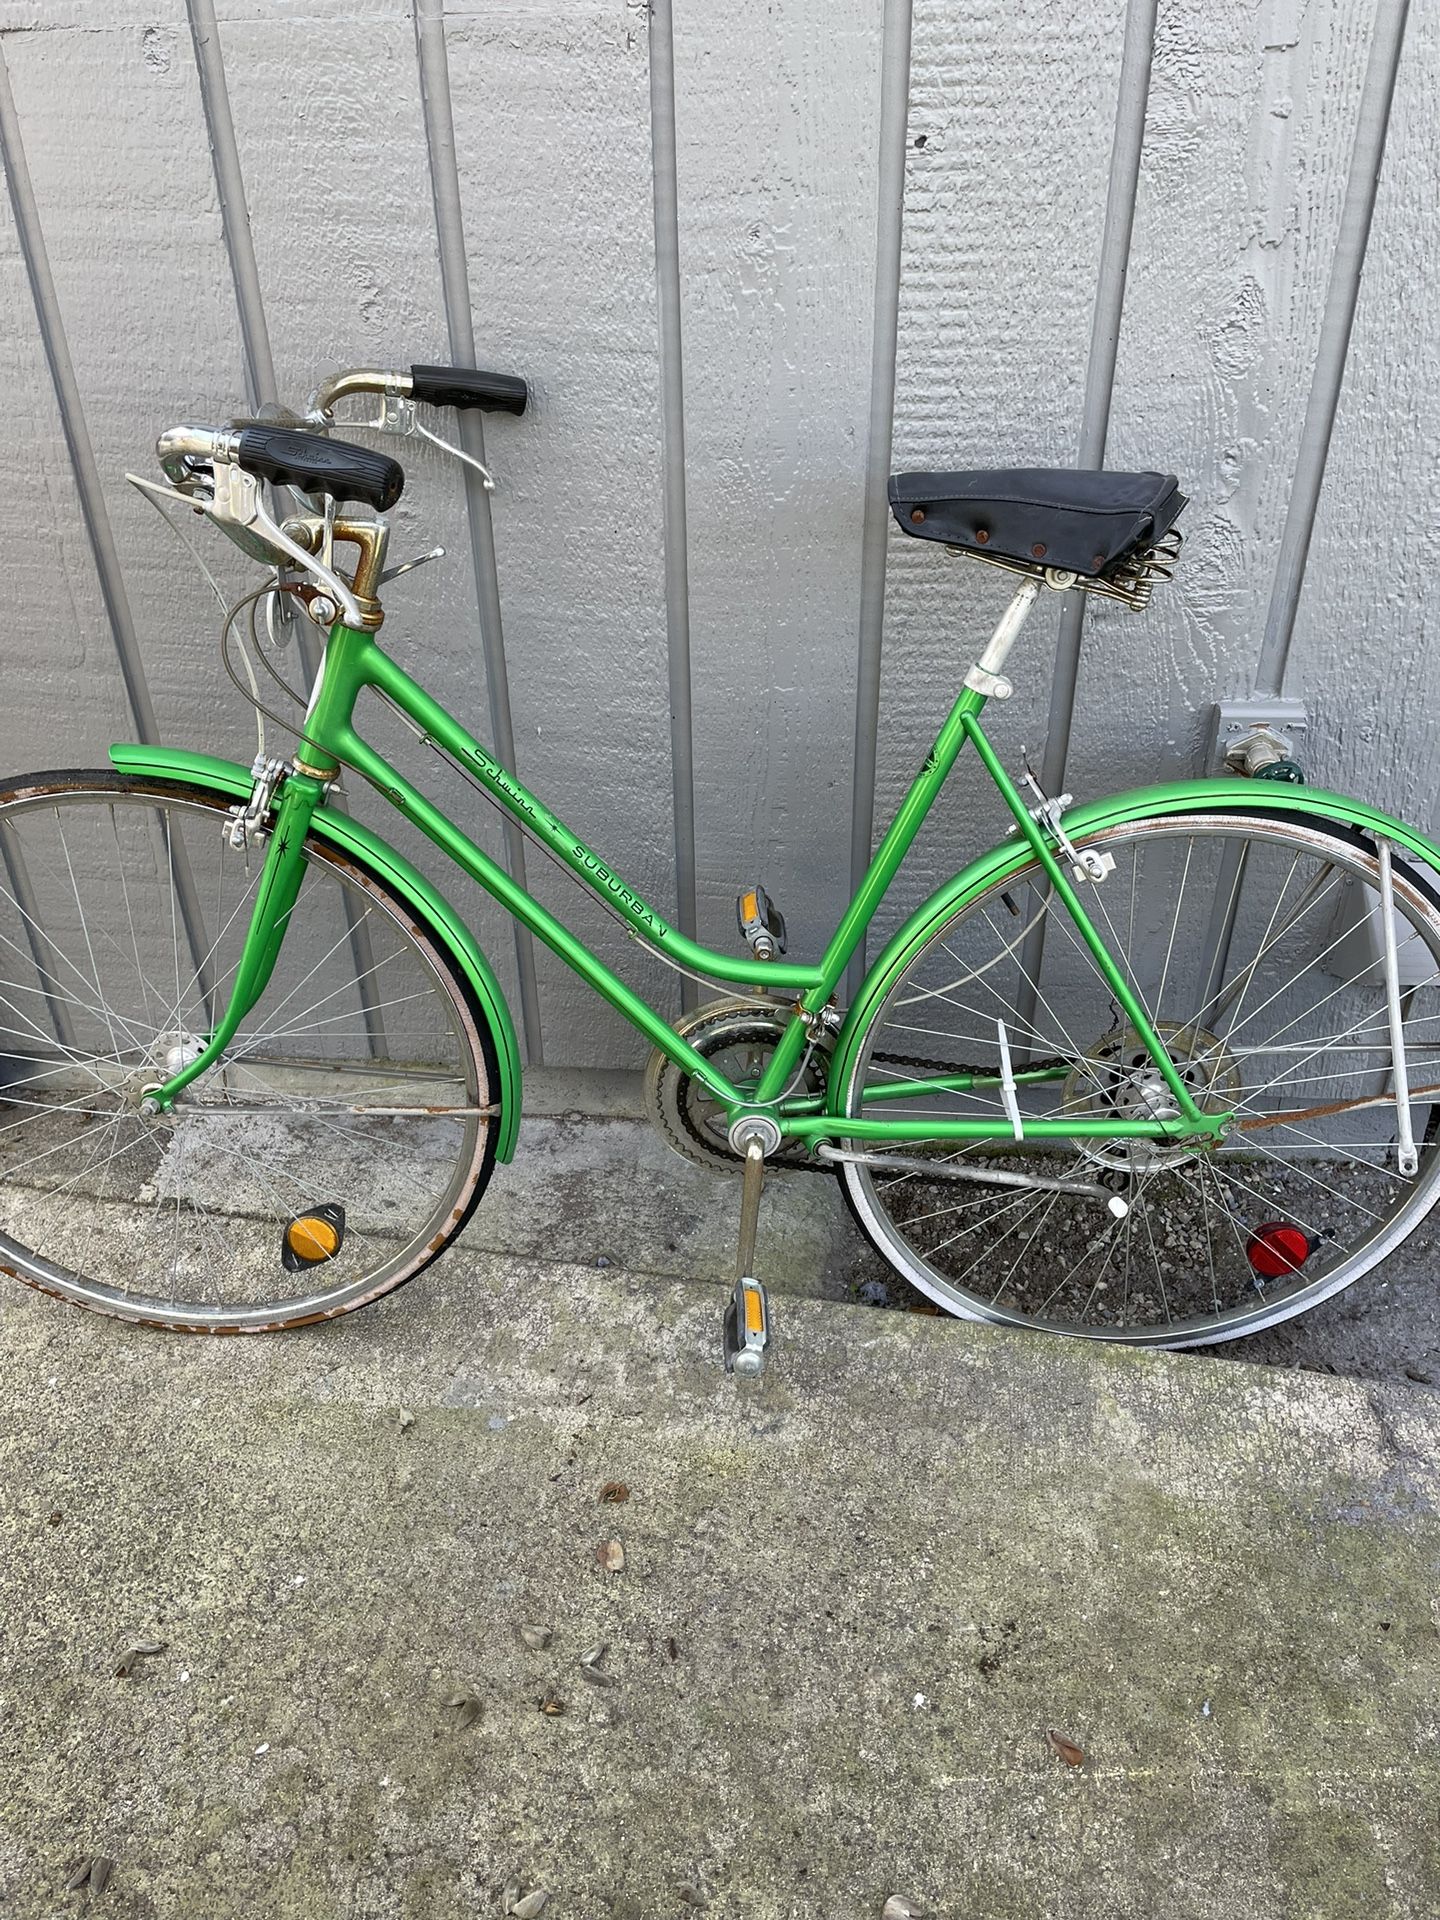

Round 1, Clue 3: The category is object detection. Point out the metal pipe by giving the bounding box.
[846,0,914,997]
[647,0,700,1013]
[0,42,216,1018]
[187,0,387,1050]
[413,0,545,1063]
[1377,838,1418,1175]
[1013,0,1158,1054]
[185,0,277,412]
[1254,0,1412,697]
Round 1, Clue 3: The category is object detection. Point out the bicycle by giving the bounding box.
[3,361,1439,1371]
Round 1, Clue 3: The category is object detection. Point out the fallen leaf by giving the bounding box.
[676,1888,709,1910]
[539,1689,565,1715]
[882,1898,926,1919]
[114,1638,166,1679]
[599,1480,630,1504]
[443,1688,483,1731]
[513,1891,549,1918]
[398,1408,416,1432]
[595,1538,625,1574]
[65,1862,92,1892]
[89,1857,114,1894]
[1046,1727,1085,1767]
[517,1624,553,1651]
[665,1636,680,1662]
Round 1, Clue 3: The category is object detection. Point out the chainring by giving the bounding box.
[643,997,831,1169]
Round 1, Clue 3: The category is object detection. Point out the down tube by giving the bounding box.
[330,727,742,1101]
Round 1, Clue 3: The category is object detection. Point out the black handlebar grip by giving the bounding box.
[409,364,528,416]
[234,424,405,512]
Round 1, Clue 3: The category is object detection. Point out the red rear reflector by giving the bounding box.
[1246,1221,1312,1279]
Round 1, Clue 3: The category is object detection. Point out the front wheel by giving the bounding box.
[0,771,503,1330]
[839,807,1440,1345]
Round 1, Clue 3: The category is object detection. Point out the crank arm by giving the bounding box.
[815,1143,1128,1216]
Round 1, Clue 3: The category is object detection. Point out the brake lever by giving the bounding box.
[335,393,496,492]
[211,465,366,628]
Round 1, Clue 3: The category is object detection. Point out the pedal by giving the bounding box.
[723,1273,771,1378]
[736,885,787,961]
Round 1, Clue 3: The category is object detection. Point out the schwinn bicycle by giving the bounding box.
[2,361,1439,1370]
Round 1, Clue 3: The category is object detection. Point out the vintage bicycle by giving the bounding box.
[2,361,1438,1370]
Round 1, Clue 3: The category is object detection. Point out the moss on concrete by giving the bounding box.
[0,1258,1436,1918]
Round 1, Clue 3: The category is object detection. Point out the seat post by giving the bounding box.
[963,576,1042,701]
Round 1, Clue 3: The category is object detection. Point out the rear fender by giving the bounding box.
[831,775,1440,1108]
[108,743,522,1161]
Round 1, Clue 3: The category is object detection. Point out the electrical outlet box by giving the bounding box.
[1209,699,1308,774]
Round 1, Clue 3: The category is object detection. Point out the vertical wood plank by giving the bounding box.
[439,2,676,1065]
[675,0,885,968]
[1067,0,1373,808]
[873,0,1128,952]
[1288,0,1437,823]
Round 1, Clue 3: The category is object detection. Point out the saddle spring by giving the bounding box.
[957,524,1185,612]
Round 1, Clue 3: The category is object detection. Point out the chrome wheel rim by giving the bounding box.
[843,814,1440,1344]
[0,781,491,1328]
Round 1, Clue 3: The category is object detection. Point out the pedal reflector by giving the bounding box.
[744,1283,766,1337]
[724,1274,771,1377]
[283,1203,346,1271]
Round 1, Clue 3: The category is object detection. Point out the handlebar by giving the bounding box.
[157,422,403,512]
[142,358,527,627]
[235,424,404,511]
[307,361,528,423]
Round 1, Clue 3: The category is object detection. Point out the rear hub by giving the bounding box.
[1063,1020,1238,1173]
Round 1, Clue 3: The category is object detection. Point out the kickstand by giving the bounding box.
[723,1132,773,1377]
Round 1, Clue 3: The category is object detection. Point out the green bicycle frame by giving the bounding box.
[138,610,1226,1146]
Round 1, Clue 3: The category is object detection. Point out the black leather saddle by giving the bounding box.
[889,468,1186,579]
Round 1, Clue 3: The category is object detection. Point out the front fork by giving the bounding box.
[141,768,328,1113]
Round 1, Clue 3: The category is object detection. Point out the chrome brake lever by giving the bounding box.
[338,393,496,492]
[199,464,362,628]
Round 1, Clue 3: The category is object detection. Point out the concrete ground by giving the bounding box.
[483,1072,1440,1390]
[1,1075,1438,1917]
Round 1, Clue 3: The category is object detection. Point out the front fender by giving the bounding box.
[109,743,522,1161]
[830,775,1440,1109]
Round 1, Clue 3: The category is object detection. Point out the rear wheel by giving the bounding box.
[839,809,1440,1345]
[0,771,501,1330]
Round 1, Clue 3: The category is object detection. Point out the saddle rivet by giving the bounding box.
[1093,552,1106,570]
[909,507,926,525]
[1031,542,1047,558]
[975,528,990,545]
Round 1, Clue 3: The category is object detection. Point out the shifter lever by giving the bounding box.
[378,545,446,586]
